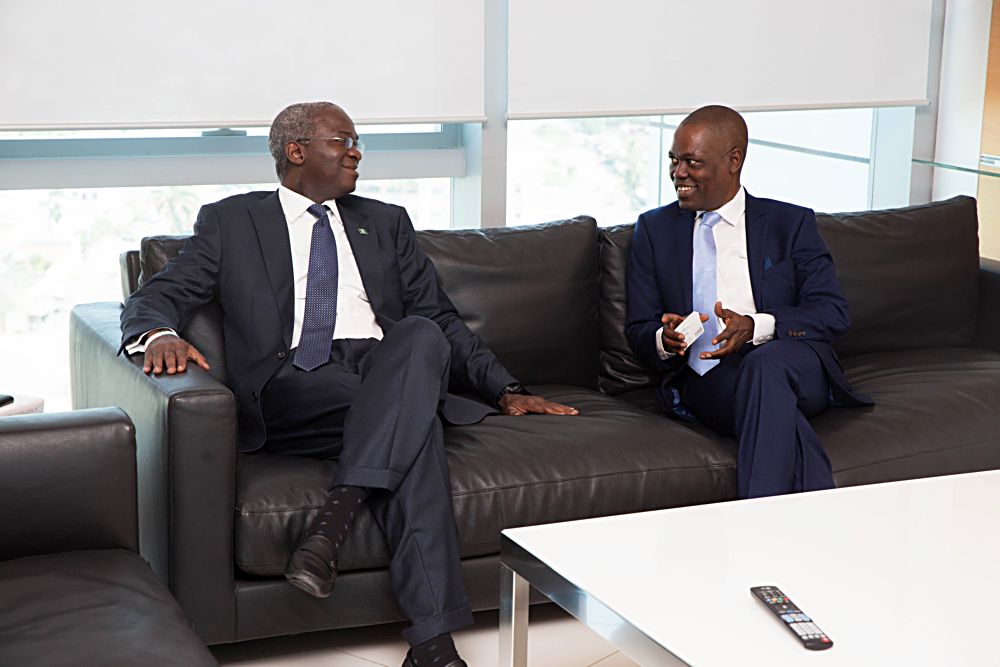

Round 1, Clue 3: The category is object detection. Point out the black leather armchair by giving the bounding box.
[0,408,216,666]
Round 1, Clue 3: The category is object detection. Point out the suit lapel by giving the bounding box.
[744,191,767,310]
[250,192,295,347]
[336,196,384,314]
[675,207,696,314]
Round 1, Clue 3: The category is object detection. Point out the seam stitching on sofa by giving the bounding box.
[233,462,738,512]
[835,436,1000,474]
[451,462,737,497]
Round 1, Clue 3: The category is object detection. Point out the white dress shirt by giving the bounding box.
[279,185,383,347]
[655,187,775,360]
[125,187,384,355]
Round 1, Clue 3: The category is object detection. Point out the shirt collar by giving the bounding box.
[277,184,340,226]
[699,186,745,227]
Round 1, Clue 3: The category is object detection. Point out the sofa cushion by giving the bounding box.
[817,196,980,358]
[234,386,737,576]
[598,224,660,395]
[417,218,600,388]
[0,549,215,667]
[817,347,1000,486]
[617,348,1000,490]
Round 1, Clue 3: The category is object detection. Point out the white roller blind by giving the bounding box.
[0,1,484,129]
[508,0,934,119]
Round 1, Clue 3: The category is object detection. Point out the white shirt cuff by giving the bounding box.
[125,329,177,355]
[654,326,677,360]
[749,313,775,346]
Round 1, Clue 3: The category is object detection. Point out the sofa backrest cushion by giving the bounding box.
[596,196,981,394]
[417,217,600,388]
[598,224,660,395]
[817,195,979,357]
[137,217,601,390]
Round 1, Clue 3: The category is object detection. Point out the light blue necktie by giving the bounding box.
[688,211,721,376]
[293,203,339,371]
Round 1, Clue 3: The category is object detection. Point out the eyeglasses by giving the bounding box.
[296,136,366,152]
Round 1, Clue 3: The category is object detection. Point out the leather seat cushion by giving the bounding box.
[234,386,738,576]
[819,347,1000,485]
[619,348,1000,488]
[0,549,215,666]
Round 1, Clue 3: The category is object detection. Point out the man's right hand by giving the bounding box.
[143,334,211,375]
[660,312,709,356]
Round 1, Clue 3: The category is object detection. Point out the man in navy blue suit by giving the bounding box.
[626,105,870,499]
[121,102,576,667]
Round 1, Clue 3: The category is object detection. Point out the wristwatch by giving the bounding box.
[496,382,530,406]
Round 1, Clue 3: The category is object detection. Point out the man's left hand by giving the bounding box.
[499,394,579,416]
[701,301,754,360]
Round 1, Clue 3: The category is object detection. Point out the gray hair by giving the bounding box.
[268,101,339,179]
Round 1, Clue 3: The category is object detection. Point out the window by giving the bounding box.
[0,124,456,410]
[507,108,877,227]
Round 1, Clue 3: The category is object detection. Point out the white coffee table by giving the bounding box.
[499,470,1000,666]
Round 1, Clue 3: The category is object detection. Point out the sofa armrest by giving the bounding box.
[0,408,136,562]
[70,302,238,643]
[974,258,1000,353]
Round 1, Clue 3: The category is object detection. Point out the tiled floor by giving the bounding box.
[211,605,640,667]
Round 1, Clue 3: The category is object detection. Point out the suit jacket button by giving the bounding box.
[277,351,286,359]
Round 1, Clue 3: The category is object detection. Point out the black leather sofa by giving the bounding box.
[69,195,1000,645]
[0,408,217,666]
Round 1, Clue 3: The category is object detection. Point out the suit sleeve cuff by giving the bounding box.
[749,314,775,346]
[124,328,177,355]
[654,326,676,360]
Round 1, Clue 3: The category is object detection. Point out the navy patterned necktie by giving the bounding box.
[293,203,339,371]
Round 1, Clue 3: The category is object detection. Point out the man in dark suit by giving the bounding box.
[121,101,576,667]
[626,105,870,500]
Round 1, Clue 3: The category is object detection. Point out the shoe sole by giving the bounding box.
[285,569,333,598]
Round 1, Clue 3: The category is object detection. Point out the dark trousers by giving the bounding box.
[674,340,834,499]
[261,316,472,645]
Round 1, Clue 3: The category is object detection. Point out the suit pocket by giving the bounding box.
[762,259,795,307]
[763,258,793,275]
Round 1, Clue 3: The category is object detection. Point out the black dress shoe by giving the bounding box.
[401,651,468,667]
[284,533,337,598]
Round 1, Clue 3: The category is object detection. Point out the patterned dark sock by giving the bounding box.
[410,633,459,666]
[302,485,369,560]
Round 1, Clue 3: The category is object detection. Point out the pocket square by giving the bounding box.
[763,256,773,270]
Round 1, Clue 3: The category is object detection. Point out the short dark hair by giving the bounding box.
[681,105,749,155]
[268,101,340,179]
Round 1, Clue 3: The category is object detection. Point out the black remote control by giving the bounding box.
[750,586,833,651]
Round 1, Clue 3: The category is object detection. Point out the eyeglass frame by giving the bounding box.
[295,136,366,152]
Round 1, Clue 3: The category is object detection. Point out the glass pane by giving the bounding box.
[507,117,660,227]
[658,109,873,214]
[354,178,452,230]
[0,178,451,411]
[743,108,873,160]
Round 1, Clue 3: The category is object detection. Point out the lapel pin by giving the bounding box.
[358,228,369,235]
